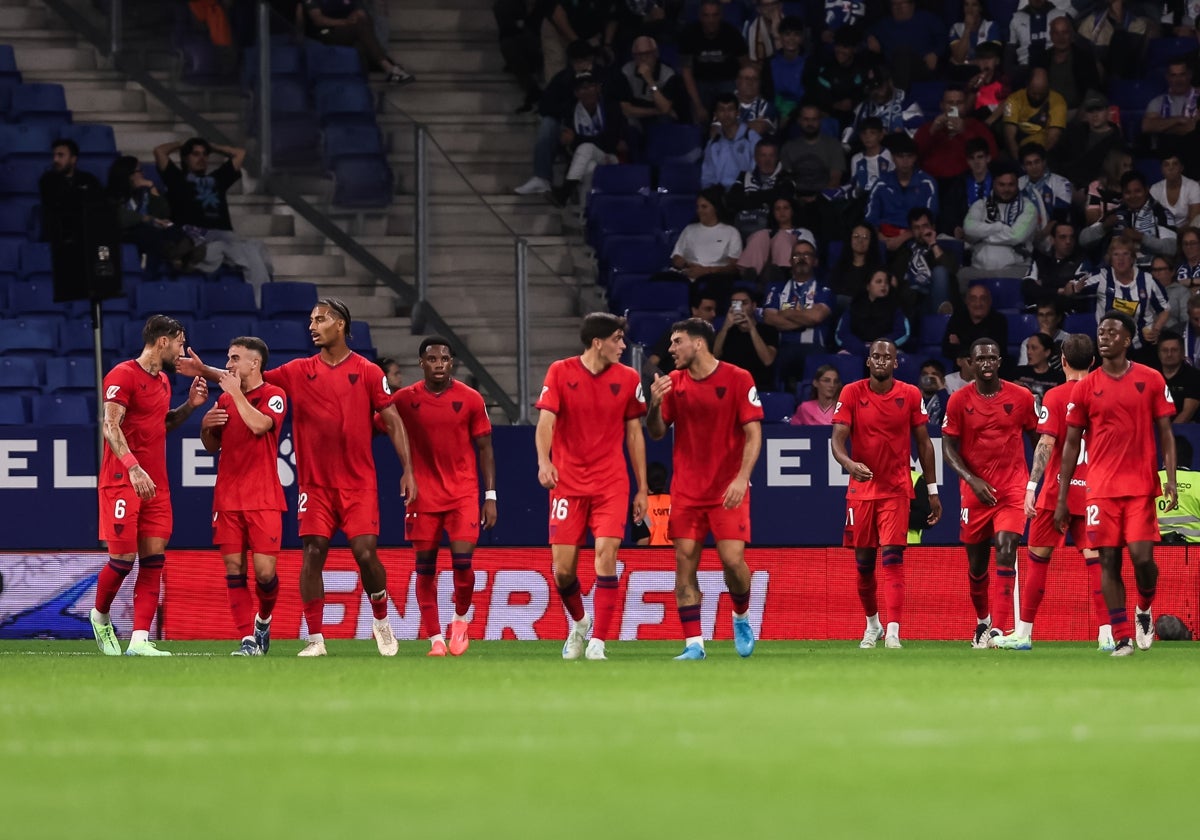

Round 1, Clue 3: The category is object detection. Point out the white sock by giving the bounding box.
[980,614,991,627]
[130,630,149,645]
[1016,620,1033,638]
[886,622,899,637]
[453,612,469,623]
[1099,624,1113,638]
[255,614,271,625]
[685,635,704,649]
[733,609,749,620]
[1135,605,1151,615]
[90,608,110,625]
[307,633,324,645]
[430,634,445,646]
[866,613,881,629]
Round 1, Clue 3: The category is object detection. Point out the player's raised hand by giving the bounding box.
[723,475,748,509]
[969,476,997,506]
[847,461,873,481]
[632,489,648,522]
[175,348,206,378]
[927,494,942,525]
[187,376,209,407]
[1024,487,1038,519]
[200,406,228,430]
[129,464,156,500]
[217,370,240,394]
[1053,499,1070,533]
[649,372,672,405]
[400,472,417,505]
[538,461,559,489]
[481,498,498,529]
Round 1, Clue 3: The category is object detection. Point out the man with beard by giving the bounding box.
[780,103,845,192]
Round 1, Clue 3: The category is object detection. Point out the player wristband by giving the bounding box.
[926,483,938,495]
[485,490,497,501]
[1027,481,1038,491]
[120,453,140,471]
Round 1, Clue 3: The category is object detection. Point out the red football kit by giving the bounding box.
[1067,362,1174,547]
[832,378,927,548]
[264,352,392,539]
[943,381,1037,543]
[394,379,492,545]
[659,362,763,542]
[98,359,173,552]
[211,383,288,555]
[1029,381,1088,548]
[535,356,646,544]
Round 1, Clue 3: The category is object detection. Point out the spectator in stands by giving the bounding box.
[1018,142,1072,251]
[714,286,779,390]
[1084,147,1133,224]
[780,103,845,191]
[1184,297,1200,362]
[1040,14,1102,113]
[763,238,834,388]
[915,84,997,196]
[39,138,104,243]
[811,26,870,128]
[701,93,759,189]
[961,162,1038,285]
[942,283,1008,361]
[790,364,841,426]
[1025,220,1094,309]
[918,358,949,426]
[1151,153,1200,230]
[737,197,814,283]
[1002,67,1066,161]
[941,136,993,238]
[554,71,625,207]
[944,351,975,393]
[514,39,595,197]
[1080,170,1177,266]
[733,63,778,137]
[679,0,749,125]
[1010,0,1067,67]
[376,356,403,393]
[866,0,946,90]
[962,40,1008,126]
[540,0,617,82]
[948,0,997,68]
[1142,60,1200,176]
[1152,255,1191,335]
[743,0,784,63]
[831,223,884,312]
[844,63,924,147]
[615,36,685,141]
[836,269,911,355]
[864,133,938,253]
[645,290,718,375]
[820,0,866,41]
[1057,90,1125,189]
[667,187,743,297]
[1160,331,1200,421]
[1177,227,1200,287]
[1017,300,1069,369]
[1013,332,1064,400]
[154,137,274,299]
[1075,0,1150,80]
[1079,236,1168,355]
[726,138,789,239]
[764,16,809,122]
[890,206,957,316]
[302,0,414,83]
[847,117,893,198]
[106,155,181,264]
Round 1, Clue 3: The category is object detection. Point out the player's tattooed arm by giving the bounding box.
[104,401,156,499]
[1028,434,1054,484]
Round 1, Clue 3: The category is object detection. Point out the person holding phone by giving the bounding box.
[714,287,779,391]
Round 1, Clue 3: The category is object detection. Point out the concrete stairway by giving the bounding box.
[1,0,589,421]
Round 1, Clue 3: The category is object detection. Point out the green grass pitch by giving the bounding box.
[2,639,1196,840]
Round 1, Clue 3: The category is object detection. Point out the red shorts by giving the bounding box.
[668,498,751,543]
[298,486,379,539]
[213,509,283,556]
[959,500,1026,545]
[843,495,910,548]
[1085,496,1159,548]
[548,491,627,545]
[1026,509,1086,550]
[98,486,172,554]
[405,499,480,547]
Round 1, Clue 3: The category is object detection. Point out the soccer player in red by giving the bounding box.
[90,315,209,656]
[995,334,1114,651]
[942,338,1038,648]
[831,339,941,650]
[535,312,648,661]
[393,337,496,657]
[1058,311,1177,656]
[199,337,288,656]
[647,317,764,660]
[179,298,416,657]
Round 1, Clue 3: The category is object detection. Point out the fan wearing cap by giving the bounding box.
[553,71,625,207]
[863,133,938,254]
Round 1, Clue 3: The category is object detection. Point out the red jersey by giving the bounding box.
[100,359,171,490]
[212,383,288,512]
[942,381,1037,503]
[264,352,391,490]
[1066,362,1174,500]
[393,379,491,511]
[831,378,927,500]
[535,356,646,497]
[660,362,763,506]
[1035,380,1087,514]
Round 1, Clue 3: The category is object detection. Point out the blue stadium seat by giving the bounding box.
[644,123,703,166]
[908,80,946,115]
[590,164,651,197]
[758,391,797,423]
[60,123,117,155]
[1146,37,1196,73]
[200,280,258,317]
[9,280,65,317]
[0,124,54,164]
[656,162,702,196]
[625,310,677,347]
[133,280,201,319]
[257,319,314,352]
[59,317,125,357]
[261,280,320,321]
[76,153,117,185]
[314,80,376,125]
[0,317,57,355]
[894,353,922,385]
[658,194,698,232]
[18,242,52,282]
[0,356,40,394]
[321,123,384,169]
[0,44,19,76]
[598,235,669,280]
[190,317,257,354]
[966,276,1023,313]
[0,163,42,196]
[241,43,305,86]
[8,83,71,127]
[1064,312,1097,337]
[331,156,393,207]
[0,198,37,239]
[803,352,865,385]
[0,393,27,424]
[918,314,951,348]
[607,270,651,311]
[626,279,687,315]
[1108,79,1165,113]
[44,356,96,393]
[587,195,656,247]
[349,320,374,354]
[1006,313,1039,347]
[32,393,91,425]
[304,42,364,84]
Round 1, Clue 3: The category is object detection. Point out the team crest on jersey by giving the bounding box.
[716,387,727,399]
[610,384,621,395]
[1135,381,1145,393]
[894,397,904,407]
[113,524,124,536]
[452,401,463,413]
[1004,404,1013,414]
[268,395,285,414]
[748,387,761,407]
[348,373,360,385]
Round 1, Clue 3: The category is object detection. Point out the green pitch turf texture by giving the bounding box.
[2,640,1196,840]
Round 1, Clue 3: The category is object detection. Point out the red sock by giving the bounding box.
[593,575,619,641]
[303,598,324,637]
[1136,587,1155,613]
[255,575,278,621]
[1110,606,1131,642]
[132,554,165,632]
[678,603,702,639]
[992,567,1016,631]
[1085,557,1108,628]
[1021,551,1050,624]
[451,554,474,617]
[225,574,253,638]
[881,549,904,624]
[94,557,133,613]
[855,556,877,616]
[415,571,441,638]
[369,591,389,621]
[968,571,989,621]
[556,577,585,622]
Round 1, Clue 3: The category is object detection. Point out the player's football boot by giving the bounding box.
[1111,638,1135,657]
[993,632,1032,651]
[297,639,327,657]
[1135,609,1154,651]
[124,639,172,656]
[372,618,399,656]
[673,643,706,660]
[971,620,992,649]
[428,638,448,657]
[585,638,607,660]
[90,609,122,656]
[1098,629,1116,652]
[733,614,756,657]
[859,623,884,649]
[253,616,271,654]
[986,628,1004,648]
[562,612,591,660]
[448,619,470,656]
[231,638,262,656]
[884,633,902,649]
